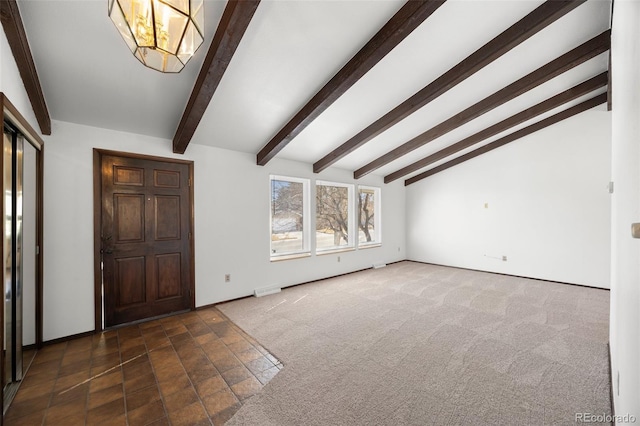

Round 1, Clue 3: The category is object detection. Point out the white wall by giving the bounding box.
[610,0,640,420]
[406,107,611,288]
[42,120,406,341]
[0,30,39,129]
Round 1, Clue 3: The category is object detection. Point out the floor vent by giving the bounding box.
[372,263,387,269]
[254,286,281,297]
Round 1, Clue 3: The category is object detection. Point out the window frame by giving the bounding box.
[269,175,311,260]
[315,180,355,254]
[357,185,382,248]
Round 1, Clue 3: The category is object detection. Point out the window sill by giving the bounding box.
[358,243,382,250]
[316,247,356,256]
[270,252,311,262]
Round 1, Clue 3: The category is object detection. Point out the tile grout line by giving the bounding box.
[40,341,69,425]
[217,308,285,371]
[207,309,280,396]
[60,348,152,396]
[116,326,131,426]
[191,310,247,419]
[177,313,218,425]
[139,323,173,426]
[82,334,96,425]
[163,315,215,425]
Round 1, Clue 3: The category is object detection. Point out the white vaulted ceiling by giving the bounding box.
[17,0,611,183]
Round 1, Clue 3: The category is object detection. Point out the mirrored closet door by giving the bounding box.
[2,122,40,412]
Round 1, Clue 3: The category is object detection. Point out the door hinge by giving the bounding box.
[188,232,192,240]
[188,178,192,187]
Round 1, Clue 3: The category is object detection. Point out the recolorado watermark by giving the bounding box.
[576,413,637,423]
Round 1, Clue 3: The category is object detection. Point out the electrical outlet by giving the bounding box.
[398,247,400,252]
[484,203,489,209]
[224,274,231,283]
[337,256,341,263]
[502,256,507,261]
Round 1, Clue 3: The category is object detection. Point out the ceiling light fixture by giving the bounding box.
[108,0,204,73]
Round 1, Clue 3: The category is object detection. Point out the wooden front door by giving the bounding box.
[96,151,194,327]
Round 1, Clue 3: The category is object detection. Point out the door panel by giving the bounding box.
[115,256,146,306]
[114,194,145,242]
[155,196,180,240]
[156,253,182,299]
[154,170,180,188]
[101,153,192,327]
[114,166,144,186]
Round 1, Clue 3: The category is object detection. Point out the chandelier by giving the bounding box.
[108,0,204,73]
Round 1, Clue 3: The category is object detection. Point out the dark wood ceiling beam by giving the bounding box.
[0,0,51,135]
[173,0,261,154]
[256,0,446,166]
[314,0,585,173]
[356,29,610,179]
[405,93,607,186]
[607,49,612,111]
[385,72,608,183]
[608,0,614,111]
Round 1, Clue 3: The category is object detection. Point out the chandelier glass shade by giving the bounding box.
[108,0,204,73]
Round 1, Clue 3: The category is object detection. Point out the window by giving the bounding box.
[270,176,310,259]
[316,181,354,252]
[358,186,381,246]
[270,178,381,260]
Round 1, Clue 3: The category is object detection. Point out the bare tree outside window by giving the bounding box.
[358,188,375,243]
[271,178,306,255]
[316,183,354,251]
[358,186,380,245]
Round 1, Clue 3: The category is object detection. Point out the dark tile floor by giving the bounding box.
[5,307,282,425]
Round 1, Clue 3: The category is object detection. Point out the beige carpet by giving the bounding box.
[218,261,611,425]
